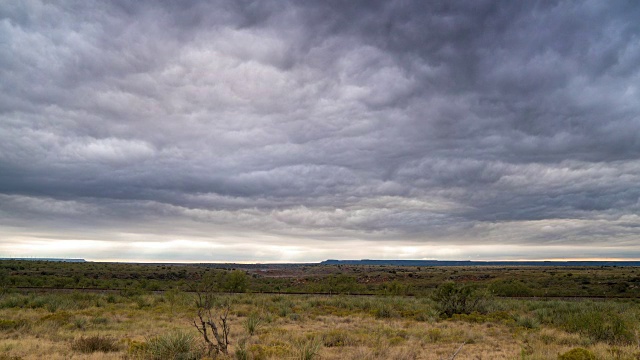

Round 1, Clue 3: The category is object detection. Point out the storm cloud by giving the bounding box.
[1,1,640,261]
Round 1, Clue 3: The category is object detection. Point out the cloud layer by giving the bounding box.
[1,1,640,261]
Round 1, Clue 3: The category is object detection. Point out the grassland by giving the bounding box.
[3,260,640,297]
[1,261,639,359]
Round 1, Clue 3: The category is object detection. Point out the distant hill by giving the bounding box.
[0,258,86,262]
[321,259,640,267]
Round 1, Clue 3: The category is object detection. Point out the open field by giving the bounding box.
[1,261,640,359]
[3,260,640,297]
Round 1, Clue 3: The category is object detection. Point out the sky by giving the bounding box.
[1,1,640,263]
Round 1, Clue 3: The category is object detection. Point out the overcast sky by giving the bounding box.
[1,1,639,262]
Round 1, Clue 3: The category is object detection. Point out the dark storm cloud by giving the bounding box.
[1,0,640,259]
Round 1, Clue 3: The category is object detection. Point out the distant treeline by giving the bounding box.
[321,259,640,267]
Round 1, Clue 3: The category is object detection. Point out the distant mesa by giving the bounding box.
[1,258,638,266]
[0,258,86,262]
[321,259,640,267]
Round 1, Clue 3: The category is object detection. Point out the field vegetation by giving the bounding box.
[2,260,639,298]
[0,260,639,359]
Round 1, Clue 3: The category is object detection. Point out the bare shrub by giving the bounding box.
[191,274,231,356]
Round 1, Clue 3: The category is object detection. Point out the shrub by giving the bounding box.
[91,316,109,325]
[71,335,120,353]
[72,317,87,330]
[324,274,361,294]
[0,295,28,309]
[489,280,533,297]
[164,287,183,314]
[278,302,292,317]
[235,338,249,360]
[244,312,262,335]
[40,311,73,327]
[0,319,26,331]
[533,301,634,344]
[134,296,150,309]
[514,315,540,329]
[322,329,356,347]
[144,331,202,360]
[120,288,144,298]
[426,328,443,343]
[0,269,10,295]
[432,282,489,318]
[294,337,322,360]
[383,280,407,296]
[558,347,596,360]
[374,303,396,319]
[249,343,290,360]
[126,339,148,356]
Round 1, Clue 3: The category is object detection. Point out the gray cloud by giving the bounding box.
[1,0,640,261]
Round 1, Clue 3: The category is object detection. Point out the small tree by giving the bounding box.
[223,270,248,293]
[432,282,489,318]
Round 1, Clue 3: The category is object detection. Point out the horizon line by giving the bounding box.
[4,257,640,264]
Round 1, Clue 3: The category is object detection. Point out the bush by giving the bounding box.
[0,269,9,295]
[324,274,361,294]
[0,319,26,331]
[91,316,109,325]
[235,339,249,360]
[244,312,262,335]
[278,302,292,317]
[426,328,443,343]
[71,335,120,353]
[144,331,202,360]
[374,303,396,319]
[72,317,87,330]
[40,311,73,327]
[573,312,631,344]
[489,280,533,297]
[514,315,540,329]
[0,295,28,309]
[533,301,634,344]
[322,329,356,347]
[432,282,489,318]
[220,270,249,292]
[558,347,596,360]
[294,337,322,360]
[383,280,407,296]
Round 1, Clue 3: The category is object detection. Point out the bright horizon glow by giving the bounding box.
[3,236,640,263]
[2,257,640,264]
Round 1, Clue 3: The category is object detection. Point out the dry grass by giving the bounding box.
[1,292,639,359]
[71,335,120,353]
